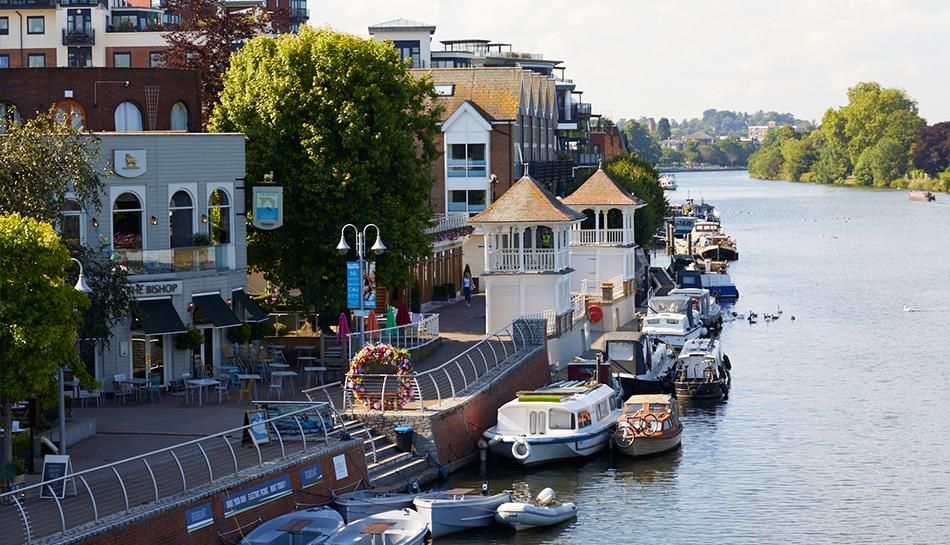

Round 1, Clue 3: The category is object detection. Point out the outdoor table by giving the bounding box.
[269,363,290,369]
[296,346,316,366]
[237,374,261,402]
[185,378,220,406]
[120,378,148,401]
[271,370,298,394]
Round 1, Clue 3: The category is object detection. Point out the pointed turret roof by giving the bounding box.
[561,168,645,208]
[470,175,585,224]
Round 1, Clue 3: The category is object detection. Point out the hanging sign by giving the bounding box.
[252,186,283,230]
[346,262,377,309]
[185,503,213,532]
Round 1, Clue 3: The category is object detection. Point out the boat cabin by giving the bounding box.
[676,338,723,380]
[691,221,721,237]
[619,394,681,435]
[494,382,616,437]
[591,332,661,377]
[670,216,697,237]
[669,288,717,318]
[645,296,700,328]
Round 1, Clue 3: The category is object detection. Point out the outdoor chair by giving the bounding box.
[78,389,102,408]
[181,372,199,404]
[145,374,162,403]
[112,374,132,405]
[215,374,231,404]
[168,379,189,405]
[267,373,283,400]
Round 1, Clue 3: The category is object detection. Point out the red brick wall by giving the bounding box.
[430,133,446,214]
[104,46,169,68]
[0,48,57,68]
[82,442,366,545]
[490,124,515,193]
[429,345,549,466]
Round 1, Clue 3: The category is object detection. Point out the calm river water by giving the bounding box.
[443,170,950,544]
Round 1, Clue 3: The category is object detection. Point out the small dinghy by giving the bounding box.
[239,506,343,545]
[495,488,577,531]
[326,508,427,545]
[333,488,419,523]
[413,487,512,537]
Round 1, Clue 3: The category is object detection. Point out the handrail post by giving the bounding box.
[196,443,214,482]
[222,435,239,475]
[428,373,442,404]
[444,367,456,398]
[142,458,159,502]
[455,360,468,389]
[11,492,32,543]
[271,421,285,458]
[111,467,130,512]
[381,375,388,413]
[413,377,424,411]
[293,416,307,451]
[169,450,187,493]
[46,484,67,534]
[78,475,98,522]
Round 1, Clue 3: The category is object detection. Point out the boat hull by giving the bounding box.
[615,375,672,399]
[485,426,613,466]
[333,491,418,523]
[614,432,682,458]
[698,245,738,261]
[326,509,427,545]
[641,326,703,349]
[494,502,578,531]
[674,380,726,400]
[413,492,511,538]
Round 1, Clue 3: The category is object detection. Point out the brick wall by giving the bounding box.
[76,441,367,545]
[1,48,57,68]
[104,46,169,68]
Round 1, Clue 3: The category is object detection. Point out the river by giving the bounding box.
[442,170,950,544]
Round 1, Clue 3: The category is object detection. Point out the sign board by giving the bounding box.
[346,261,376,309]
[185,503,213,532]
[40,455,76,499]
[243,409,270,446]
[299,463,323,489]
[333,454,348,480]
[114,150,147,178]
[132,281,182,298]
[252,186,283,230]
[222,475,293,517]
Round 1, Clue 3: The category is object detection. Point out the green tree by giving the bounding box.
[622,121,661,164]
[748,125,799,179]
[853,137,908,186]
[604,154,667,246]
[698,144,725,165]
[0,213,88,474]
[660,147,684,164]
[840,82,924,167]
[683,141,702,165]
[70,243,135,350]
[210,27,441,315]
[656,117,672,141]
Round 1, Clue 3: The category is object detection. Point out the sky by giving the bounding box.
[313,0,950,125]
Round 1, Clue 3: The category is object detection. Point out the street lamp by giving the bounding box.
[337,224,385,344]
[59,258,91,456]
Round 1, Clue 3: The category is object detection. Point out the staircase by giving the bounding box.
[340,419,439,489]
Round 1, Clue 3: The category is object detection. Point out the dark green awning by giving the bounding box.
[232,289,268,322]
[192,294,242,328]
[136,298,187,335]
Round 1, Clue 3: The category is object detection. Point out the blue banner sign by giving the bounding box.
[300,463,323,489]
[222,475,293,517]
[347,261,361,309]
[185,503,213,532]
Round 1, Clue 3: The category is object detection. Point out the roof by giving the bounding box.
[469,175,585,224]
[624,394,674,405]
[368,19,436,32]
[591,331,647,351]
[562,168,645,208]
[414,67,554,122]
[684,131,714,141]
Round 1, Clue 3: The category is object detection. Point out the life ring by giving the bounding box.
[588,305,603,324]
[511,437,531,460]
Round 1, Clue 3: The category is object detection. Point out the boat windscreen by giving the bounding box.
[608,341,636,361]
[651,297,690,314]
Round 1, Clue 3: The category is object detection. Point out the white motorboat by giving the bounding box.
[326,508,427,545]
[659,173,677,190]
[495,487,577,531]
[695,233,738,261]
[413,489,512,538]
[673,338,731,401]
[333,489,419,523]
[590,332,676,398]
[641,296,706,348]
[669,287,722,331]
[482,381,621,466]
[240,507,344,545]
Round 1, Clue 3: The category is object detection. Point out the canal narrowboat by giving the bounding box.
[483,381,621,465]
[590,332,676,397]
[413,489,512,538]
[673,338,731,401]
[908,190,936,202]
[641,296,706,348]
[612,394,683,458]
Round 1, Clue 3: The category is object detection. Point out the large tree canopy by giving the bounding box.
[604,154,667,246]
[912,121,950,177]
[623,121,661,164]
[210,27,441,313]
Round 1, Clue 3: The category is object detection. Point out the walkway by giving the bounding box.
[413,293,487,372]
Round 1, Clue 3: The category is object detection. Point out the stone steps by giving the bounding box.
[338,417,436,490]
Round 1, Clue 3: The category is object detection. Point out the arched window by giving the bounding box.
[0,102,21,133]
[208,189,230,244]
[62,199,83,247]
[606,208,623,229]
[113,192,143,250]
[114,101,143,131]
[55,100,85,129]
[169,190,194,248]
[170,101,188,131]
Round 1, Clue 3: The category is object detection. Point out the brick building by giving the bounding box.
[0,67,201,131]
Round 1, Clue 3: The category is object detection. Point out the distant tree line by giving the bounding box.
[747,82,950,191]
[619,119,756,168]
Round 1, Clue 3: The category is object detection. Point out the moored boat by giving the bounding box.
[641,296,706,348]
[673,338,731,401]
[659,173,677,190]
[612,394,683,458]
[909,190,936,202]
[590,332,676,398]
[413,489,512,538]
[696,233,739,261]
[239,507,344,545]
[669,287,723,331]
[333,489,419,523]
[495,488,577,531]
[483,381,621,465]
[326,508,427,545]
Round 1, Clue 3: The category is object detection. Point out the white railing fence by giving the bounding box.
[607,274,625,299]
[424,214,469,234]
[570,228,627,245]
[571,293,586,323]
[0,402,345,545]
[346,313,439,361]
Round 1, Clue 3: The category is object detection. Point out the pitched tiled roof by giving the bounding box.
[470,175,585,224]
[414,67,546,122]
[368,19,436,32]
[562,169,645,208]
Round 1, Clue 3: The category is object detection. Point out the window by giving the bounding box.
[112,192,143,250]
[114,101,143,131]
[0,55,8,69]
[577,409,592,429]
[113,52,132,68]
[548,409,575,430]
[62,199,83,247]
[0,17,8,35]
[468,190,486,212]
[170,101,188,131]
[66,9,91,36]
[0,102,18,133]
[434,84,454,96]
[28,54,45,68]
[208,189,230,244]
[169,190,194,248]
[27,16,44,34]
[447,143,487,178]
[393,40,421,68]
[149,51,164,67]
[55,100,85,129]
[68,47,92,68]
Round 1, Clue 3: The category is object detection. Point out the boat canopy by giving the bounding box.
[649,296,693,315]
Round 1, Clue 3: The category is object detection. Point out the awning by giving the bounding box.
[192,294,242,328]
[135,299,188,335]
[232,289,268,322]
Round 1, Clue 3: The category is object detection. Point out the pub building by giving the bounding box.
[67,132,268,390]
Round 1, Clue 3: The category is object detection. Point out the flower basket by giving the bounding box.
[345,343,415,410]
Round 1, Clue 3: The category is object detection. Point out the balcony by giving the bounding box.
[573,102,592,118]
[573,152,603,166]
[487,248,570,273]
[425,213,469,234]
[115,246,233,276]
[570,228,629,246]
[0,0,54,7]
[62,27,95,46]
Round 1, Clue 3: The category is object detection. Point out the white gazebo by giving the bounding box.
[469,174,585,335]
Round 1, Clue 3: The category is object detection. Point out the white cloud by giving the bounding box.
[314,0,950,123]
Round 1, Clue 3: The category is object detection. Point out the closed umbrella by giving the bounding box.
[396,301,411,326]
[336,312,350,343]
[366,311,379,340]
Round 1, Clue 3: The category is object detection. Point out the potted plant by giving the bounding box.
[192,233,212,247]
[175,327,203,373]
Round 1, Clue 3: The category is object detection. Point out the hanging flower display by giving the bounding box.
[345,343,415,410]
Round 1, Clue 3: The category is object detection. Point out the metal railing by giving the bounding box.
[570,228,627,245]
[303,319,545,413]
[0,402,344,545]
[61,28,95,46]
[346,314,439,362]
[523,309,557,335]
[571,293,586,323]
[424,213,469,235]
